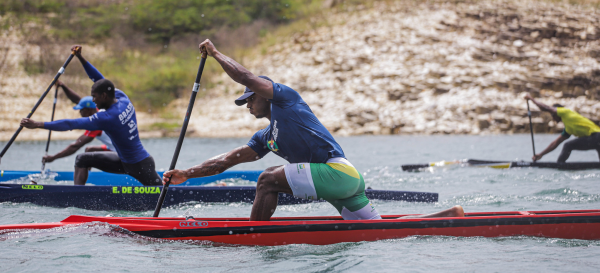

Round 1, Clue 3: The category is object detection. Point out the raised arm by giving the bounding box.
[71,45,104,82]
[162,145,260,185]
[199,39,273,99]
[524,94,556,114]
[56,80,81,104]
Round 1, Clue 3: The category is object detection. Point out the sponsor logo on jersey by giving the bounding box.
[119,103,135,124]
[268,120,280,152]
[268,139,279,152]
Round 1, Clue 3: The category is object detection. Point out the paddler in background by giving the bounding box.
[163,40,465,221]
[524,94,600,162]
[20,45,162,186]
[41,80,115,165]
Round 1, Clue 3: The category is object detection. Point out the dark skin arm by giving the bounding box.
[43,134,94,163]
[55,80,81,104]
[198,39,274,99]
[524,94,556,114]
[71,45,89,66]
[20,118,44,129]
[163,145,261,185]
[533,134,569,161]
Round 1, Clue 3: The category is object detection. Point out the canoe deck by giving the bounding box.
[0,184,438,210]
[1,210,598,245]
[0,170,262,186]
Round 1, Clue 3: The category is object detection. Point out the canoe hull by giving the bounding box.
[402,159,600,171]
[0,170,262,186]
[1,210,599,245]
[0,184,438,210]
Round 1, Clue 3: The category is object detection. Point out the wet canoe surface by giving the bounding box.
[0,170,262,186]
[401,159,600,171]
[0,184,438,211]
[1,210,598,245]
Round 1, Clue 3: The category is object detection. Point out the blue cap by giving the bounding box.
[73,96,97,110]
[235,76,274,106]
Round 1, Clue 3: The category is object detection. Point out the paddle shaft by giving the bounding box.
[527,101,536,158]
[40,85,60,172]
[0,50,77,164]
[154,51,208,217]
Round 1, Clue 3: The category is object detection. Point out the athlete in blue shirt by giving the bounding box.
[163,40,464,221]
[21,45,161,186]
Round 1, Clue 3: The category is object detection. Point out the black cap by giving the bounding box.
[235,76,274,106]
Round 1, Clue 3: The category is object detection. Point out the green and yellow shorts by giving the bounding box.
[283,158,381,220]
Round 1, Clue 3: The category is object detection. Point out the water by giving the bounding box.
[1,135,600,272]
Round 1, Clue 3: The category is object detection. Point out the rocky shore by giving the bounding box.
[2,0,600,140]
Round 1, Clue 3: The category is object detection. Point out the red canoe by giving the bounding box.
[1,210,599,245]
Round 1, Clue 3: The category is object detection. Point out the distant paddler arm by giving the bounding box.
[524,94,567,161]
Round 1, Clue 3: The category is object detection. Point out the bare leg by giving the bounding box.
[74,167,88,185]
[250,166,293,221]
[400,205,465,219]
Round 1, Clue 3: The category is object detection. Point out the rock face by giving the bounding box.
[189,0,600,137]
[2,0,600,141]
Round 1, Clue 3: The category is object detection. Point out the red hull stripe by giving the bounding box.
[134,215,600,239]
[1,210,600,245]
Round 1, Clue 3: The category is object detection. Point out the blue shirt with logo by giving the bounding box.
[247,82,345,163]
[43,62,150,164]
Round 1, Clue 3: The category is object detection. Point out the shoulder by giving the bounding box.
[271,83,301,107]
[115,90,128,99]
[89,111,109,122]
[556,107,571,116]
[251,127,270,141]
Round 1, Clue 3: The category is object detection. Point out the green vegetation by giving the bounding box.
[3,0,597,111]
[0,0,303,43]
[0,0,324,110]
[150,122,181,131]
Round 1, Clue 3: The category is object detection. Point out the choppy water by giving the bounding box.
[1,135,599,272]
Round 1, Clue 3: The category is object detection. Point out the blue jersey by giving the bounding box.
[44,62,150,164]
[247,82,345,163]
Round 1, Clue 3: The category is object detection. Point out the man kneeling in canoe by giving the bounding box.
[163,40,464,221]
[525,94,600,162]
[20,46,161,186]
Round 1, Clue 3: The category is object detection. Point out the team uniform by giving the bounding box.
[43,61,161,186]
[247,82,381,220]
[556,107,600,162]
[84,130,114,151]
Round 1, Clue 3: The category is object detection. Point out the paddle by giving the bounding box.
[31,84,61,184]
[526,100,537,161]
[153,47,208,217]
[0,47,79,165]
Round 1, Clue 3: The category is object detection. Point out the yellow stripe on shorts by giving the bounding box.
[325,163,360,179]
